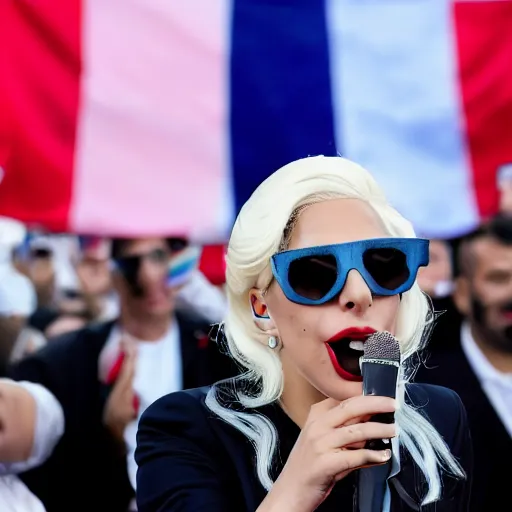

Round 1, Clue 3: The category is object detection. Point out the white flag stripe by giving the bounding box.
[72,0,233,241]
[326,0,479,238]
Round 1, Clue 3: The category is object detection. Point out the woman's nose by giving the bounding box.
[337,269,372,313]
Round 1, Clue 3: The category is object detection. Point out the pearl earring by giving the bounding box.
[268,336,278,349]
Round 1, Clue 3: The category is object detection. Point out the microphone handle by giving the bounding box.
[356,464,392,512]
[362,361,398,397]
[356,361,399,512]
[362,362,398,451]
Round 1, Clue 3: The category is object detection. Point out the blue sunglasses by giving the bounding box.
[271,238,429,305]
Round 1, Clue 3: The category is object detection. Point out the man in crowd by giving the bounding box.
[416,214,512,510]
[416,237,462,353]
[9,237,235,512]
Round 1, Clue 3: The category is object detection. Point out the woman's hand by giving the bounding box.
[257,395,396,512]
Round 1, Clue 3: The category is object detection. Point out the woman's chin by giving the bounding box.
[317,377,363,402]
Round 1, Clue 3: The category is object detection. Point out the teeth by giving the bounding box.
[349,341,365,351]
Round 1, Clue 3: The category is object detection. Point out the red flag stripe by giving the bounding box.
[0,0,81,231]
[454,0,512,220]
[199,244,226,286]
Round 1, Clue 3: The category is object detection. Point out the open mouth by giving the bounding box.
[325,328,376,382]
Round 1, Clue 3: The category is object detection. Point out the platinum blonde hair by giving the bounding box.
[206,156,464,504]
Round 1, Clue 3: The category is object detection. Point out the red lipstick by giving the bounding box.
[325,327,377,382]
[327,326,377,343]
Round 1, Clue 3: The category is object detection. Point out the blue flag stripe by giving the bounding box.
[230,0,338,214]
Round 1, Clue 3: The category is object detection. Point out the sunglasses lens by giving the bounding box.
[288,255,338,300]
[363,248,409,290]
[148,248,169,264]
[63,289,83,300]
[115,256,140,278]
[31,248,51,259]
[168,238,188,253]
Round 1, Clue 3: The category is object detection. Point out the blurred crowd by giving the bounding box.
[0,169,511,512]
[0,230,235,511]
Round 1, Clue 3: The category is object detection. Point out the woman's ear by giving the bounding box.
[249,289,279,337]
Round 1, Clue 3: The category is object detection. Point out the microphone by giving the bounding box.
[357,332,401,512]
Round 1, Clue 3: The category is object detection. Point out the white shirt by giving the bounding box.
[0,380,65,512]
[461,322,512,437]
[101,322,183,492]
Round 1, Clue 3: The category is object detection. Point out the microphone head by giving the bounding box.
[362,331,401,364]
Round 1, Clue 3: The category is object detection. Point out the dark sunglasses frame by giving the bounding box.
[113,247,169,274]
[30,248,52,259]
[167,237,189,253]
[271,237,429,305]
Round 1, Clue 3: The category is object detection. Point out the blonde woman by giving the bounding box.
[135,156,471,511]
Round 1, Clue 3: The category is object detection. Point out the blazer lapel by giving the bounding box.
[175,312,211,389]
[429,348,510,447]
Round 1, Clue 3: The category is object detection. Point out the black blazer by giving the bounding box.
[8,312,237,512]
[415,330,511,512]
[135,383,472,512]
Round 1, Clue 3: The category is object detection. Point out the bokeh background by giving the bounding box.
[1,1,512,511]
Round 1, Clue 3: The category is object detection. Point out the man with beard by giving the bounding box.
[415,213,512,510]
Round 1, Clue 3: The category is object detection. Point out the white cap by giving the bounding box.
[0,268,37,317]
[0,246,11,266]
[0,217,26,249]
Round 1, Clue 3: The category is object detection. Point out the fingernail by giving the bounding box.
[382,450,392,461]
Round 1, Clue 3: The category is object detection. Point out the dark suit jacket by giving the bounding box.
[135,383,471,511]
[429,297,463,353]
[8,312,237,512]
[415,329,511,512]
